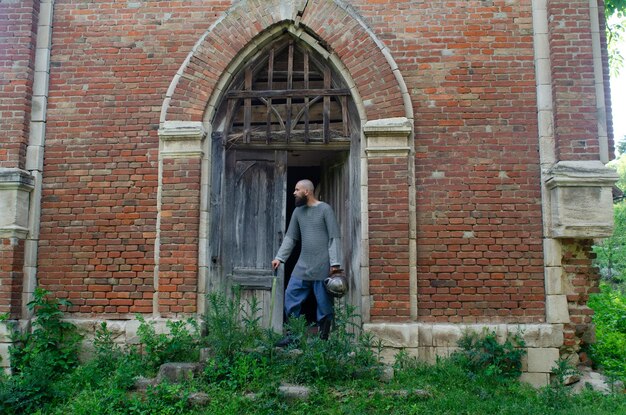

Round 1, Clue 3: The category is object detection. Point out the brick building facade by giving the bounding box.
[0,0,619,386]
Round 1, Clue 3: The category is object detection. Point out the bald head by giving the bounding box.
[297,179,315,193]
[293,179,318,207]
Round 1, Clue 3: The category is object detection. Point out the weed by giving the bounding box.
[454,329,526,379]
[0,288,82,414]
[135,314,201,373]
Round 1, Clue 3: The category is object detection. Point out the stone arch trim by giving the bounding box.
[160,0,412,124]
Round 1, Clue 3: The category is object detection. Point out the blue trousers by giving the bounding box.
[284,277,333,322]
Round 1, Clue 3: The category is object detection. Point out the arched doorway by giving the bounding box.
[207,33,361,330]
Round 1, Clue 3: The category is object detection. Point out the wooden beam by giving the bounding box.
[286,40,293,143]
[244,67,252,144]
[323,65,330,144]
[226,89,350,99]
[304,51,309,144]
[266,48,274,144]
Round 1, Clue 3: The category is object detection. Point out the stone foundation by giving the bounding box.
[364,322,565,387]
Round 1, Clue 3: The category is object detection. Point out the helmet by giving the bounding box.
[324,269,348,298]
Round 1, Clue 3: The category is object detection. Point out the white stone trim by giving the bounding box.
[155,121,207,317]
[589,0,610,163]
[22,0,56,317]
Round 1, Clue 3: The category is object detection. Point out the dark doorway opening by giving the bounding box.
[284,165,321,325]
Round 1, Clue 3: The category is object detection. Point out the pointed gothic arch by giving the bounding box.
[157,0,416,324]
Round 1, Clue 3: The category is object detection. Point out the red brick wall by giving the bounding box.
[368,156,411,321]
[0,0,37,169]
[26,0,607,324]
[158,157,201,316]
[0,239,25,318]
[37,1,228,316]
[388,0,545,323]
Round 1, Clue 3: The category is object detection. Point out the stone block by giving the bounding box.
[278,384,311,401]
[546,161,618,238]
[527,348,559,373]
[362,323,418,348]
[432,324,462,347]
[157,362,202,384]
[546,295,570,323]
[0,344,11,368]
[0,168,34,239]
[520,372,550,388]
[545,267,564,295]
[417,346,437,365]
[418,324,432,347]
[518,324,563,348]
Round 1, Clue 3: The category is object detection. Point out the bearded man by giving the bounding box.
[271,179,342,344]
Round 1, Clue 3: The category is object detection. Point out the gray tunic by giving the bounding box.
[274,202,341,281]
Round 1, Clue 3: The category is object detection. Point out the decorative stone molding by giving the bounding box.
[0,168,35,239]
[158,121,207,158]
[363,117,412,156]
[545,161,618,238]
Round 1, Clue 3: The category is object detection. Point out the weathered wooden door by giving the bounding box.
[221,149,287,331]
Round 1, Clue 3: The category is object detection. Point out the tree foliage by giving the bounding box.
[606,0,626,17]
[606,1,626,76]
[594,201,626,283]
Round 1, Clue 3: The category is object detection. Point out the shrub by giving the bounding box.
[454,329,526,379]
[203,288,266,361]
[588,284,626,380]
[0,288,82,414]
[135,315,201,373]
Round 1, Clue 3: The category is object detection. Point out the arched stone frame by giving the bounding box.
[156,0,416,323]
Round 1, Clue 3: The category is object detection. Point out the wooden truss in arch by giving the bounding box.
[216,36,353,147]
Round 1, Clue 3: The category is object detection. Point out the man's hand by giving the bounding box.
[272,259,281,270]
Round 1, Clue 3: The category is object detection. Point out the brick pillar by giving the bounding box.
[156,122,206,317]
[364,118,414,322]
[547,0,601,161]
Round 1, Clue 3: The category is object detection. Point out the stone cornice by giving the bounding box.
[158,121,207,158]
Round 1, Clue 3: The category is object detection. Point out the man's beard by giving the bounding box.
[295,194,308,207]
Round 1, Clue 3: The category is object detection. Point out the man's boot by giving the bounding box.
[319,317,332,340]
[275,332,296,348]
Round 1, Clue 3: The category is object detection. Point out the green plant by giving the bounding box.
[588,284,626,381]
[0,288,82,414]
[538,357,581,409]
[278,303,383,384]
[593,201,626,284]
[9,288,82,374]
[135,315,201,373]
[203,288,266,360]
[454,329,527,379]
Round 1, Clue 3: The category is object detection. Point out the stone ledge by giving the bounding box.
[0,168,35,239]
[545,160,618,238]
[158,121,206,158]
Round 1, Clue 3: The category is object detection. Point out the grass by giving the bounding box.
[2,290,626,414]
